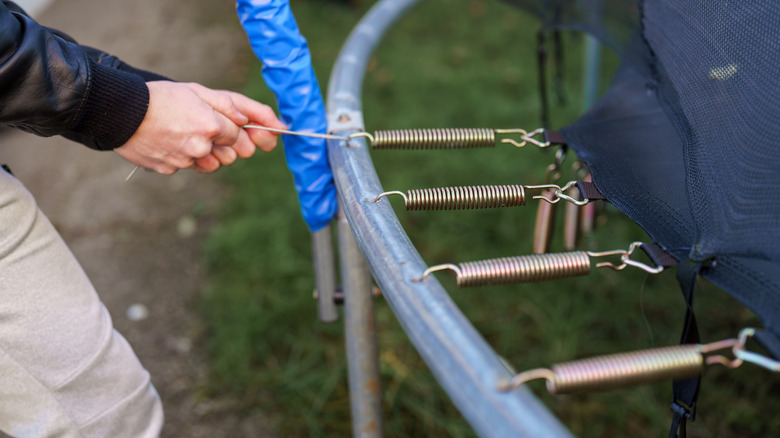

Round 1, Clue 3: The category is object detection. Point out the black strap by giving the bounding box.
[669,259,703,438]
[1,164,13,176]
[639,243,679,269]
[552,12,566,107]
[536,30,550,130]
[544,130,567,146]
[576,180,607,201]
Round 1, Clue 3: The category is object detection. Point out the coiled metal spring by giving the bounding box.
[563,184,582,250]
[356,128,552,150]
[419,243,668,287]
[533,190,557,254]
[497,328,780,395]
[375,185,526,211]
[423,252,592,287]
[371,128,496,149]
[500,345,704,395]
[371,181,590,211]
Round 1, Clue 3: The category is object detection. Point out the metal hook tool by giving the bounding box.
[124,124,357,181]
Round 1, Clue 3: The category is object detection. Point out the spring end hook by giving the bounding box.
[495,128,550,148]
[588,242,665,274]
[345,131,374,147]
[365,191,407,204]
[527,181,590,206]
[413,263,461,283]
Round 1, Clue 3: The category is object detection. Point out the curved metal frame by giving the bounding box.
[325,0,572,436]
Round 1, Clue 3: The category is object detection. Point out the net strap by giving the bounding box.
[669,259,705,438]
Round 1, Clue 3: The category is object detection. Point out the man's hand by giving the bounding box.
[115,81,286,174]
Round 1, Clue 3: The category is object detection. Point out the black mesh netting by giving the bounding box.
[511,0,780,357]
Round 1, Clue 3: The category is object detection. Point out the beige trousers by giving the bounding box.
[0,169,163,437]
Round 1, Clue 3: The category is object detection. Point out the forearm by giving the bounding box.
[0,1,149,150]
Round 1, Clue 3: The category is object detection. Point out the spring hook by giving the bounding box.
[591,241,665,274]
[526,181,590,206]
[417,242,665,287]
[346,128,554,150]
[496,328,776,394]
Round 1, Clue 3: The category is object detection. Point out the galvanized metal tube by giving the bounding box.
[326,0,572,436]
[312,227,339,323]
[338,208,383,437]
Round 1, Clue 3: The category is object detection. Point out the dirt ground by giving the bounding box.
[1,0,272,436]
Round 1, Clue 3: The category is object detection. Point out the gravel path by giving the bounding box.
[1,0,272,436]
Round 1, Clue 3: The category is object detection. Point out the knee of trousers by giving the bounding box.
[0,171,164,437]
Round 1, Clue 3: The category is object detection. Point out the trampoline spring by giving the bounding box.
[418,242,668,286]
[422,252,592,287]
[533,162,562,254]
[580,174,596,236]
[373,185,526,211]
[498,345,705,395]
[533,190,557,254]
[369,180,591,210]
[497,330,768,394]
[563,184,582,250]
[349,128,552,150]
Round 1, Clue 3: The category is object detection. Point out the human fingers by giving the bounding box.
[206,110,242,147]
[185,83,249,126]
[210,145,238,167]
[224,91,286,129]
[193,154,220,173]
[231,130,257,159]
[243,127,279,152]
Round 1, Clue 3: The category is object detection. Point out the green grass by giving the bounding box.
[201,0,780,436]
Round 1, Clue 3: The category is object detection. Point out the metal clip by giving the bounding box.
[494,128,550,148]
[588,242,665,274]
[526,181,590,206]
[730,328,780,372]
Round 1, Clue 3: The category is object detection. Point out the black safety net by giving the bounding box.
[507,0,780,360]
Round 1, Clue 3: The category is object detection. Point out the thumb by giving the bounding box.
[224,91,286,130]
[186,83,249,126]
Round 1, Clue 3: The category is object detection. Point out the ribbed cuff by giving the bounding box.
[70,57,149,150]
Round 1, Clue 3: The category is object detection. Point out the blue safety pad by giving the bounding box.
[237,0,337,231]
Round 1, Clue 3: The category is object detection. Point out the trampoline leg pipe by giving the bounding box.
[312,226,339,323]
[338,209,384,437]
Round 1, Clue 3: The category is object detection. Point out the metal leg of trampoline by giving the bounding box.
[338,208,384,437]
[312,226,339,323]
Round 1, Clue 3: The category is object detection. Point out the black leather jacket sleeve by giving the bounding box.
[0,1,157,150]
